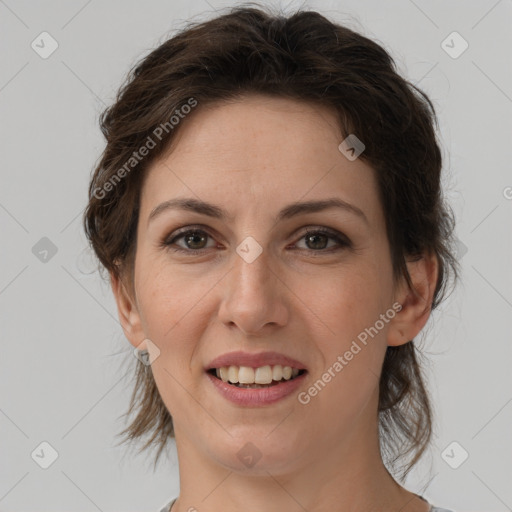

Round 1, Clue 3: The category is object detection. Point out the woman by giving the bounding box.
[84,5,459,512]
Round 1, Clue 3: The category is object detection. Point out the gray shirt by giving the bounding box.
[158,497,454,512]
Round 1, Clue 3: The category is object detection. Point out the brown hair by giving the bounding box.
[83,3,459,480]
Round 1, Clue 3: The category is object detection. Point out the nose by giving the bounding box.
[217,246,289,335]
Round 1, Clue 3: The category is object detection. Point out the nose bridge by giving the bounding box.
[231,240,274,305]
[234,241,270,293]
[219,239,287,333]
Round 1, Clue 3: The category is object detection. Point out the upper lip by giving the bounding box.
[206,351,307,371]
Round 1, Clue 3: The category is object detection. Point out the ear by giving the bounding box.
[387,252,439,347]
[110,271,147,350]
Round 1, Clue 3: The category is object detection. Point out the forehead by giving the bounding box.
[163,94,343,164]
[140,94,382,229]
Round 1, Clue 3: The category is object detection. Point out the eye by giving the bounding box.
[292,228,351,253]
[162,225,351,255]
[163,226,217,253]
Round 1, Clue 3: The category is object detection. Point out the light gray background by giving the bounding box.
[1,1,511,511]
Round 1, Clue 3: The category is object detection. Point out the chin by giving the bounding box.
[209,426,306,475]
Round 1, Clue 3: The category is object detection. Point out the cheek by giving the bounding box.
[303,262,391,336]
[303,265,392,391]
[134,259,222,389]
[135,257,207,340]
[302,278,390,428]
[135,263,213,418]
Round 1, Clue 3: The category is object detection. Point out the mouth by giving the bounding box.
[207,365,307,388]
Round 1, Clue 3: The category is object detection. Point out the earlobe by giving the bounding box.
[110,272,146,349]
[387,252,439,347]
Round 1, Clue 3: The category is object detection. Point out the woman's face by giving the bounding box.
[115,94,411,474]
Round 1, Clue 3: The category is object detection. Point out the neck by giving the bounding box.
[169,390,429,512]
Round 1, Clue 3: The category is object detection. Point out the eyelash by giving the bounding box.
[161,224,352,255]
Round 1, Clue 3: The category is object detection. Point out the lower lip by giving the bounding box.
[206,371,307,406]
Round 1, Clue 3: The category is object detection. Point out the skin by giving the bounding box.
[111,94,438,512]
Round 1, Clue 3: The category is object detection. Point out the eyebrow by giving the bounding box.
[147,197,368,226]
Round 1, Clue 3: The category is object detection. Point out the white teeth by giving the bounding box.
[219,367,229,382]
[238,366,255,384]
[228,365,239,383]
[213,364,302,385]
[272,365,283,381]
[254,365,273,384]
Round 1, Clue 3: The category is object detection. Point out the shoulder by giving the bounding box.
[159,498,455,512]
[417,493,454,512]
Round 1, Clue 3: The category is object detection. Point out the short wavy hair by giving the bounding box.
[83,3,459,481]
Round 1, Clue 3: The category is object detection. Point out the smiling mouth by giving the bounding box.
[207,365,307,388]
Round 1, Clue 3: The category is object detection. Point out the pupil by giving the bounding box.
[187,231,206,249]
[307,233,327,250]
